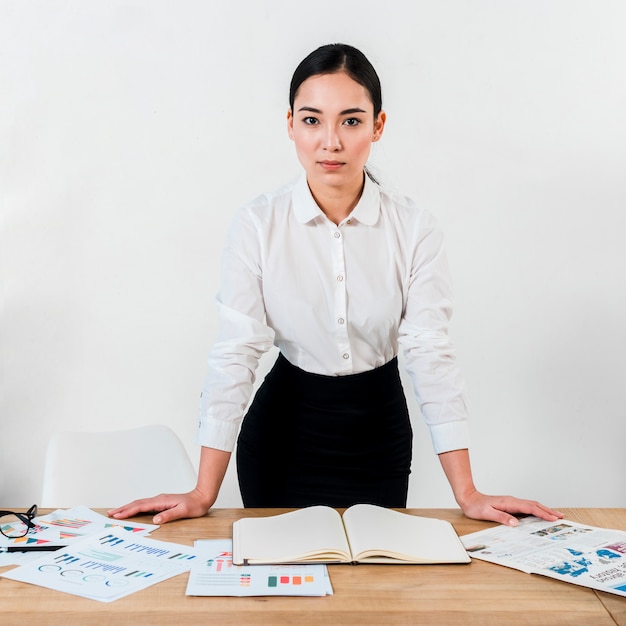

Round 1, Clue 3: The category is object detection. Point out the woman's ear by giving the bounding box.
[372,110,386,142]
[286,109,294,140]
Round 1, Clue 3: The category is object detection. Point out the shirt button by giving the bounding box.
[346,219,352,225]
[342,353,350,360]
[337,275,344,282]
[338,318,345,324]
[334,231,341,238]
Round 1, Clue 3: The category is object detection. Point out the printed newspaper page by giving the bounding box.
[461,516,626,597]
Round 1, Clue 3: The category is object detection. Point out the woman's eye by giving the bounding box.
[343,118,361,126]
[303,116,319,125]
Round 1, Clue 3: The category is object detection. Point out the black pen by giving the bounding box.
[1,545,67,553]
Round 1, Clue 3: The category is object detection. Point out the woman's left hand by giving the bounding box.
[438,449,563,526]
[458,489,563,527]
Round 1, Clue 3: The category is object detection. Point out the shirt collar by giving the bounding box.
[292,172,381,226]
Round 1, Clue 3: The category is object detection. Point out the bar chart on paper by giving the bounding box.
[186,540,333,596]
[43,516,91,529]
[34,506,159,542]
[2,529,199,602]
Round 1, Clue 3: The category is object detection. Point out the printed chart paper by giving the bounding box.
[461,516,626,597]
[0,505,158,566]
[186,539,333,596]
[2,528,198,602]
[35,505,159,540]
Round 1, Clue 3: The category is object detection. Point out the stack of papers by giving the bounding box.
[1,506,198,602]
[186,540,332,596]
[3,528,199,602]
[0,505,158,565]
[2,506,332,600]
[461,516,626,597]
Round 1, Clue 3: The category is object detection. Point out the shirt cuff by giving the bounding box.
[428,420,471,454]
[193,416,240,452]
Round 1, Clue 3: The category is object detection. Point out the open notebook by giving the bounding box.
[233,504,470,565]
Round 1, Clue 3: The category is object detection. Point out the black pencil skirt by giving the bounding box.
[236,353,413,508]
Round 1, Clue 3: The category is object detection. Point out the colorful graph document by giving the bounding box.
[186,540,333,597]
[35,505,159,540]
[2,528,198,602]
[0,506,158,566]
[461,516,626,597]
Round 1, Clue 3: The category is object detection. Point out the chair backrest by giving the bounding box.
[41,425,197,508]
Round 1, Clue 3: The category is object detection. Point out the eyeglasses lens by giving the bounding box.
[0,513,32,539]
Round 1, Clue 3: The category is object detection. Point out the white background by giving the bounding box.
[1,0,625,509]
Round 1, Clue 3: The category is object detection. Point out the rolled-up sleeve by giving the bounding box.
[194,207,275,451]
[397,214,470,454]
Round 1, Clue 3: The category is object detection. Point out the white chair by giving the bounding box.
[41,425,197,508]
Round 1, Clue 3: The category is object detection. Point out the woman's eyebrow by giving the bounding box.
[297,106,367,115]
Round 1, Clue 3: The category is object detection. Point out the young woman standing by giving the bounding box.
[110,44,561,527]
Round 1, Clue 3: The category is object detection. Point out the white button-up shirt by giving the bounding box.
[195,173,470,454]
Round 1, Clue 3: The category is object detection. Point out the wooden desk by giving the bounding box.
[1,508,625,625]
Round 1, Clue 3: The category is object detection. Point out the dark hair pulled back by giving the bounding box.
[289,43,382,118]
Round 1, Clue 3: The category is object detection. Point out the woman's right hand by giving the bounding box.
[107,487,215,525]
[108,446,232,524]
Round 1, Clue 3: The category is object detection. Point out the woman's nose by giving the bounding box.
[323,127,341,151]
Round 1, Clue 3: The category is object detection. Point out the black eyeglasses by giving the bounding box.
[0,505,38,539]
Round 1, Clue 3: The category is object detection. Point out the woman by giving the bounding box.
[109,44,561,526]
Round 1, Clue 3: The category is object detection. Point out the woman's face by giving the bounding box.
[287,72,385,196]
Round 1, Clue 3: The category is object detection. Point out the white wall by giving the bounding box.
[1,0,625,509]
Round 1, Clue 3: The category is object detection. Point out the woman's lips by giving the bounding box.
[319,160,345,171]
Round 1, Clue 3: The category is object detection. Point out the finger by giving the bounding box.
[539,504,565,521]
[492,498,563,522]
[531,504,563,521]
[152,504,186,525]
[107,496,171,519]
[107,504,144,519]
[509,500,562,521]
[483,507,520,527]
